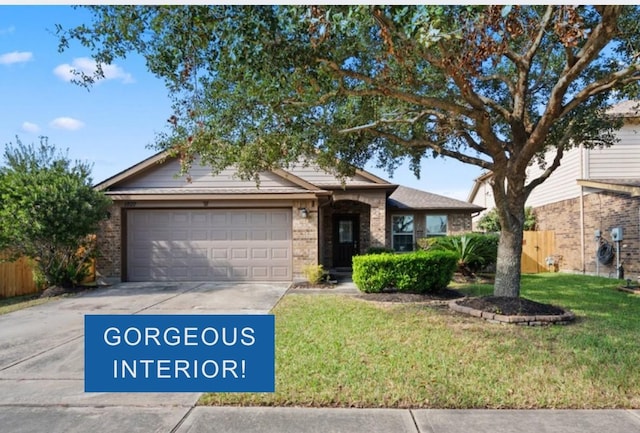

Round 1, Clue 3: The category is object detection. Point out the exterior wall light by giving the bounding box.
[299,208,309,218]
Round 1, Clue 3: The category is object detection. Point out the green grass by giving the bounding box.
[200,273,640,409]
[0,293,53,315]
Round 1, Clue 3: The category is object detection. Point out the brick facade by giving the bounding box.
[96,195,475,282]
[96,203,122,284]
[534,191,640,278]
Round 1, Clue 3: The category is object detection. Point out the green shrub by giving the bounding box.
[420,233,498,274]
[302,264,326,284]
[352,250,458,294]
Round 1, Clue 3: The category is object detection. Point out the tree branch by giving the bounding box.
[519,5,623,172]
[317,58,474,117]
[524,145,564,195]
[560,68,640,117]
[368,128,493,170]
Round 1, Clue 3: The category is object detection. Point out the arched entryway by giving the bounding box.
[321,199,371,269]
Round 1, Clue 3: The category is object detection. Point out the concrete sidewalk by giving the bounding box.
[177,407,640,433]
[2,406,638,433]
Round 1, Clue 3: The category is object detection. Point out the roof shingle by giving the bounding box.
[388,185,484,211]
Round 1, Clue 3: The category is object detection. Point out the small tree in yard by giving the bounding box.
[0,137,112,289]
[478,207,536,233]
[59,5,640,298]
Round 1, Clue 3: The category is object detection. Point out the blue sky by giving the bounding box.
[0,5,483,200]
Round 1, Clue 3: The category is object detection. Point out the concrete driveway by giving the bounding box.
[0,282,289,433]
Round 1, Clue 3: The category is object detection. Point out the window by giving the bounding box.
[426,215,448,237]
[338,220,353,243]
[392,215,414,252]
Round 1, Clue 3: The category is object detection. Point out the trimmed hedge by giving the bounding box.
[352,250,459,293]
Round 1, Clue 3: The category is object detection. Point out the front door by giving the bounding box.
[333,214,360,268]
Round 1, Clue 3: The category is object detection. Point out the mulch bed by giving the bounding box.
[356,288,464,303]
[456,296,566,316]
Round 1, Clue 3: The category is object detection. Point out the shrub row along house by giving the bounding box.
[94,154,482,283]
[469,100,640,279]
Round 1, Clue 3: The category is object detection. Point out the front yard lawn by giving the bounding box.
[200,273,640,409]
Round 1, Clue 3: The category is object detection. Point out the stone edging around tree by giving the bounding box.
[449,299,575,326]
[617,286,640,295]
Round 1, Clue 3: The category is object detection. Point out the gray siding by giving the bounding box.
[526,147,583,208]
[119,157,297,189]
[587,123,640,179]
[289,164,378,186]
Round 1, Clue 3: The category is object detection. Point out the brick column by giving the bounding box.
[291,199,319,281]
[369,194,387,249]
[96,203,122,284]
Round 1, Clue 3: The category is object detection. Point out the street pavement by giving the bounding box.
[0,282,638,432]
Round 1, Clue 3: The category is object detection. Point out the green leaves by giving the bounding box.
[0,137,112,287]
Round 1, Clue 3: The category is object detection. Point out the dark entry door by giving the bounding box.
[333,214,360,268]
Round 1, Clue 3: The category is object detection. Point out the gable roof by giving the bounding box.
[95,151,482,212]
[388,185,484,211]
[607,100,640,118]
[94,151,395,198]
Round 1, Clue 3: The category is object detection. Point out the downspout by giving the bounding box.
[579,143,586,274]
[580,186,585,274]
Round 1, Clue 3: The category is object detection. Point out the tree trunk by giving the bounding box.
[492,173,527,298]
[493,220,524,297]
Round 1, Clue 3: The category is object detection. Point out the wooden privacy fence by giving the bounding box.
[0,254,96,298]
[0,256,40,297]
[521,230,557,274]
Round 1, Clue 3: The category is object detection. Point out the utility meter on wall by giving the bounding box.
[611,227,623,242]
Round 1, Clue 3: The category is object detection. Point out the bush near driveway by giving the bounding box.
[352,250,458,293]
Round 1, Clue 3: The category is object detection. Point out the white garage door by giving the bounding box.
[127,209,292,281]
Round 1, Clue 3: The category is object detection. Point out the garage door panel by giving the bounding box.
[231,249,248,259]
[272,248,290,259]
[250,212,268,224]
[231,267,249,278]
[231,230,248,241]
[191,230,209,241]
[271,230,288,241]
[191,213,208,226]
[270,212,290,224]
[252,249,268,259]
[127,209,292,281]
[251,231,268,241]
[252,267,268,278]
[211,230,228,241]
[272,267,290,278]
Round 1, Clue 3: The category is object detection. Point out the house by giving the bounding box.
[94,152,483,283]
[468,100,640,278]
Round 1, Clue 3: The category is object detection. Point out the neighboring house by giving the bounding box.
[468,100,640,278]
[94,153,483,283]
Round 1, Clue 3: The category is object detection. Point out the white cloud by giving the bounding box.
[21,121,40,133]
[53,57,134,84]
[0,26,15,35]
[50,117,85,131]
[0,51,33,65]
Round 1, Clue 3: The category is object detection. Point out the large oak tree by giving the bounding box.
[59,5,640,297]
